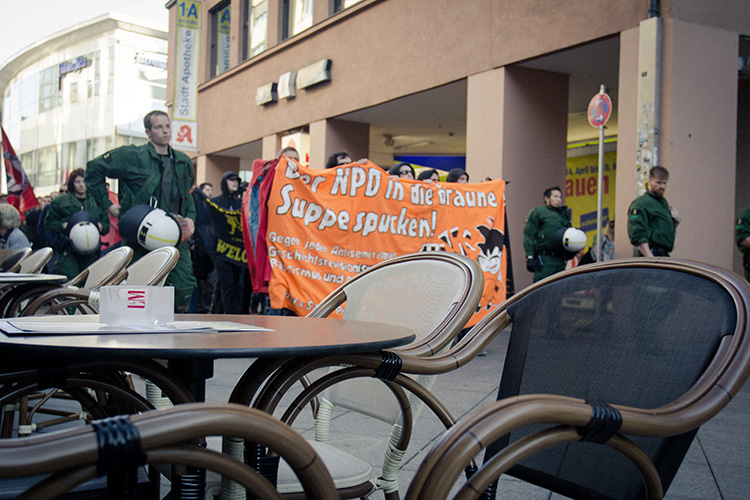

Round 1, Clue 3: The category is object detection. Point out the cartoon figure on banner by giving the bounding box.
[437,217,507,312]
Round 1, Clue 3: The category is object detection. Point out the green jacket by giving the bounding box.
[627,191,675,252]
[735,205,750,254]
[85,142,196,222]
[44,193,110,236]
[523,205,571,257]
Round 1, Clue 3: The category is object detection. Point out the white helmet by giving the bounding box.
[69,221,100,255]
[562,227,587,253]
[120,205,181,251]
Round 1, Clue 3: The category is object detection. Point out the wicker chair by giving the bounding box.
[0,403,338,500]
[227,251,484,499]
[21,246,178,316]
[405,258,750,500]
[0,248,31,273]
[2,246,133,317]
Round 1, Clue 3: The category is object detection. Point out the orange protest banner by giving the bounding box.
[266,158,507,324]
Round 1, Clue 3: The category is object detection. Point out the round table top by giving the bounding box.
[0,273,67,283]
[0,314,415,360]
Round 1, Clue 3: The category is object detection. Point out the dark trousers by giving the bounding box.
[212,258,245,314]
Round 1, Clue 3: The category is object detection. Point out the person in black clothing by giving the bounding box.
[210,171,247,313]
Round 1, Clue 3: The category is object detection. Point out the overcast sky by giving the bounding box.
[0,0,168,67]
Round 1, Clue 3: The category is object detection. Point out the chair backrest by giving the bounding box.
[1,248,31,272]
[114,247,179,286]
[482,259,746,500]
[79,246,134,288]
[313,251,483,423]
[18,247,53,274]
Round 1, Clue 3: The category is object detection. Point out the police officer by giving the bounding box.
[45,169,109,280]
[735,205,750,281]
[523,186,572,282]
[627,166,677,257]
[85,110,197,311]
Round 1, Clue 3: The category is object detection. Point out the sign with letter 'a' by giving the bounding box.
[172,0,201,151]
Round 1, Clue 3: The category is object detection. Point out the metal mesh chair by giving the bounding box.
[405,258,750,500]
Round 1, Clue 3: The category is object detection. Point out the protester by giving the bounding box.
[326,152,352,168]
[199,182,213,198]
[245,147,299,315]
[446,168,469,183]
[417,169,440,183]
[86,110,197,311]
[388,162,415,179]
[209,171,247,313]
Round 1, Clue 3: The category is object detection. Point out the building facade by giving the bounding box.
[167,0,750,287]
[0,13,168,195]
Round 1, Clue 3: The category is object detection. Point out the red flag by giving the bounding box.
[1,126,39,213]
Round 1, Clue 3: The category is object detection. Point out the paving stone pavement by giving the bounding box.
[200,331,750,500]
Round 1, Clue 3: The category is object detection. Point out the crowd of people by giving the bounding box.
[4,110,750,317]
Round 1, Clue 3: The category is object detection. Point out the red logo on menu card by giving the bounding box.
[127,290,146,309]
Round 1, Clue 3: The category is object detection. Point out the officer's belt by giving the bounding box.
[538,250,564,259]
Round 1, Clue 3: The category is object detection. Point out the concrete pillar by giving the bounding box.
[660,20,737,268]
[466,66,569,290]
[614,27,640,259]
[262,134,279,160]
[204,154,241,189]
[195,155,209,185]
[309,118,370,169]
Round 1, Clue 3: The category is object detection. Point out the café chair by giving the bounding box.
[18,247,53,274]
[227,251,484,499]
[21,246,179,316]
[4,246,134,318]
[403,258,750,500]
[0,357,194,438]
[0,248,31,273]
[0,402,338,500]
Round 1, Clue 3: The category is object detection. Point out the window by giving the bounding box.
[108,45,115,94]
[70,82,79,103]
[35,146,59,187]
[242,0,268,59]
[39,66,62,112]
[333,0,363,13]
[283,0,313,40]
[210,2,232,77]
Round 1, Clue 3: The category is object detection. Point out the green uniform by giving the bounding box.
[523,204,571,282]
[627,191,675,256]
[735,206,750,281]
[86,142,197,310]
[44,193,110,280]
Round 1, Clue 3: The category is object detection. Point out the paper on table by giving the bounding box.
[0,318,274,336]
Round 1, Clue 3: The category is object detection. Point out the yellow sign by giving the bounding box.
[565,151,617,249]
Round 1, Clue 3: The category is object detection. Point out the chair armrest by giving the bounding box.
[21,288,96,316]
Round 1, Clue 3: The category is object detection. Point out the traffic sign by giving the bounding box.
[588,92,612,128]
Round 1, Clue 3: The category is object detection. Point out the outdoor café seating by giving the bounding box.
[226,251,483,499]
[404,258,750,500]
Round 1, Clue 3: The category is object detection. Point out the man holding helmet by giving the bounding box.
[523,186,584,282]
[45,169,109,280]
[85,110,197,311]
